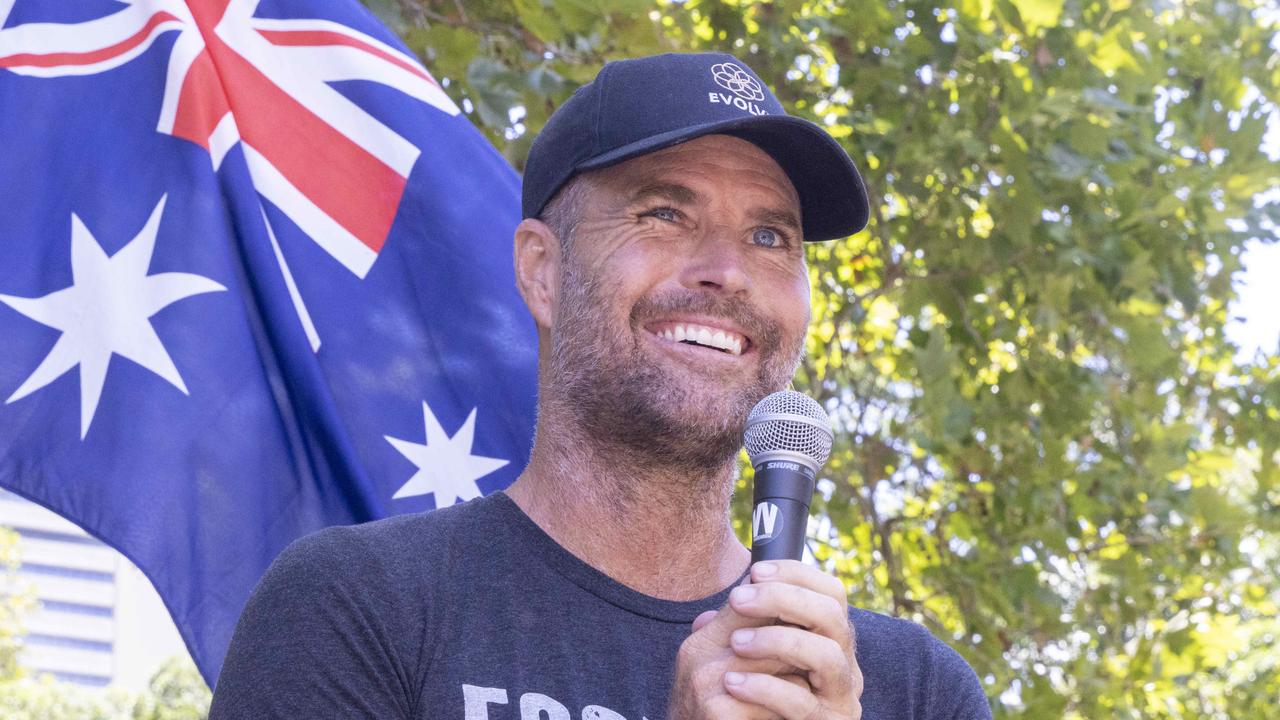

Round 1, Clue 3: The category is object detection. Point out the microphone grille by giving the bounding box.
[744,390,833,468]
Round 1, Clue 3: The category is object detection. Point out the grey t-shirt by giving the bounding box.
[210,492,991,719]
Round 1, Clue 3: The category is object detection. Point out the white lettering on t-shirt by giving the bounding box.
[463,684,509,720]
[462,684,636,720]
[521,692,571,720]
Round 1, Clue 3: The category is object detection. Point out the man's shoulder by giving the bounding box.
[213,494,508,717]
[848,606,939,647]
[298,493,488,545]
[848,606,955,669]
[268,494,504,587]
[848,606,992,719]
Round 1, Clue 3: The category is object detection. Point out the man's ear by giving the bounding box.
[513,218,561,332]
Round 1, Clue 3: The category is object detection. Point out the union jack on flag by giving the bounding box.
[0,0,537,683]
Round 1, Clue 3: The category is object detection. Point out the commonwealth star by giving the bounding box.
[0,196,226,438]
[385,401,509,508]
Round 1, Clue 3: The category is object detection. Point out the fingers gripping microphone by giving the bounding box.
[744,391,834,562]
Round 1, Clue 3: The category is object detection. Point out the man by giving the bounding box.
[210,53,991,719]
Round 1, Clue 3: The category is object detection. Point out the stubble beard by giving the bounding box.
[545,257,806,478]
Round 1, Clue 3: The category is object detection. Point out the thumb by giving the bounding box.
[691,610,718,633]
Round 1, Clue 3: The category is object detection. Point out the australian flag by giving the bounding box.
[0,0,537,684]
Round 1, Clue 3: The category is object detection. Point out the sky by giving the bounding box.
[1228,8,1280,360]
[1229,237,1280,360]
[1225,77,1280,363]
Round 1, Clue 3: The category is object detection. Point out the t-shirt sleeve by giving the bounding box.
[209,526,424,720]
[851,608,992,720]
[921,632,992,720]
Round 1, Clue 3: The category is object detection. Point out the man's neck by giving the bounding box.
[504,416,750,601]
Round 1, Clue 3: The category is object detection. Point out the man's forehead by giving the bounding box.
[599,135,801,208]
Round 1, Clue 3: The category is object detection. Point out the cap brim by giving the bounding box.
[577,115,869,241]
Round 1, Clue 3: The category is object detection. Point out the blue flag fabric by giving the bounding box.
[0,0,537,684]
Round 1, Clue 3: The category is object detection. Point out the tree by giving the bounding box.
[373,1,1280,716]
[0,527,32,682]
[132,657,211,720]
[0,675,138,720]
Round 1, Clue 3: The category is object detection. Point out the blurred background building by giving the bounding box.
[0,490,188,691]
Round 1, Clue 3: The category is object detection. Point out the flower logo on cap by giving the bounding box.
[711,62,765,102]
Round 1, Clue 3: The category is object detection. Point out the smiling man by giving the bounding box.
[210,53,991,720]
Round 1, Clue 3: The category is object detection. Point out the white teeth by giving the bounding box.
[657,323,744,356]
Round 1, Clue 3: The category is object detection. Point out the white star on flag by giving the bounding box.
[0,195,226,438]
[385,402,509,508]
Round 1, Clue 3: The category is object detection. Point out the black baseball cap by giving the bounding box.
[522,52,869,241]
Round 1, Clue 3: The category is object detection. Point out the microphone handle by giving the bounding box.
[749,460,816,562]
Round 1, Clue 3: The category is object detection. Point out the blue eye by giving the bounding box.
[751,227,782,247]
[645,207,680,222]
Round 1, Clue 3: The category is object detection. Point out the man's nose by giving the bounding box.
[676,226,752,295]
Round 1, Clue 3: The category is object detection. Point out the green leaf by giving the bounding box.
[1010,0,1062,34]
[1046,142,1092,180]
[513,0,560,42]
[465,57,522,129]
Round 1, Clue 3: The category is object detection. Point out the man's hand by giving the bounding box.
[668,560,863,720]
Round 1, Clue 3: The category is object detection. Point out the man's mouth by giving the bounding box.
[646,321,748,356]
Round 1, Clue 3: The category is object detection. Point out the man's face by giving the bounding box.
[546,134,811,465]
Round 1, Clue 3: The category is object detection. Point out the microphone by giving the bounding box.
[744,390,833,562]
